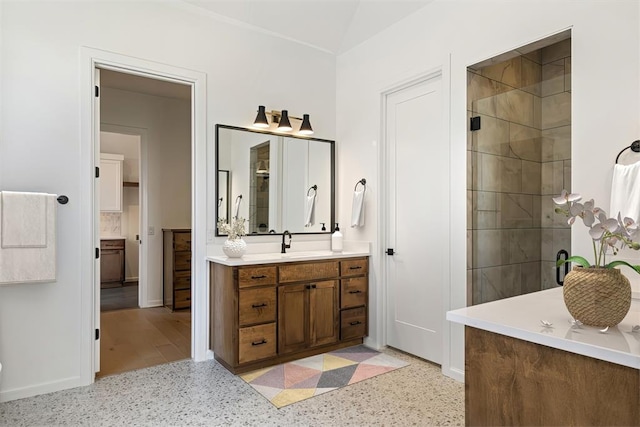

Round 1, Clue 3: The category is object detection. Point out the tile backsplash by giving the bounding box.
[100,212,122,236]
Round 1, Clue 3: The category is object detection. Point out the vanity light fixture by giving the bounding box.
[252,106,314,135]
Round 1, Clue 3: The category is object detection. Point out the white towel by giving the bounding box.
[233,195,242,219]
[0,192,57,284]
[351,188,366,228]
[304,194,316,227]
[610,162,640,223]
[1,191,48,248]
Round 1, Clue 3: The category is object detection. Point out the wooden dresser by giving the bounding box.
[163,229,192,310]
[210,256,368,374]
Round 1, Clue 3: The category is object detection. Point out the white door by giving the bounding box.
[385,75,445,364]
[94,68,101,373]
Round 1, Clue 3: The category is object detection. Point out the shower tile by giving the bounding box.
[477,153,522,193]
[541,125,571,161]
[467,110,473,150]
[521,160,541,195]
[473,229,509,268]
[497,193,533,228]
[468,150,476,190]
[496,89,534,127]
[473,191,497,229]
[532,196,542,227]
[565,57,572,91]
[541,161,565,195]
[533,95,542,129]
[509,123,542,162]
[541,261,560,289]
[475,264,521,303]
[473,114,510,156]
[480,56,522,88]
[541,197,568,228]
[541,92,571,129]
[541,59,565,97]
[509,229,541,264]
[467,72,494,111]
[563,160,572,191]
[521,261,542,294]
[475,190,497,211]
[467,269,474,306]
[467,230,473,269]
[541,38,571,64]
[522,49,542,64]
[467,190,473,229]
[521,57,541,96]
[541,228,571,262]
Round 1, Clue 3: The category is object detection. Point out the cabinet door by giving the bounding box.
[101,249,123,284]
[309,280,339,347]
[278,283,308,354]
[100,158,122,212]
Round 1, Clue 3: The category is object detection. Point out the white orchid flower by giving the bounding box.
[552,189,581,205]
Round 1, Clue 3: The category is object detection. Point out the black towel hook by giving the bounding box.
[57,195,69,204]
[615,140,640,164]
[354,178,366,191]
[307,185,317,196]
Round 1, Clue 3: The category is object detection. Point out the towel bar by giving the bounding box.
[615,140,640,164]
[354,178,366,191]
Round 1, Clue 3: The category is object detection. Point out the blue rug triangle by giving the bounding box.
[316,363,358,388]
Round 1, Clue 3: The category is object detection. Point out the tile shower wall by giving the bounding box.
[467,39,571,305]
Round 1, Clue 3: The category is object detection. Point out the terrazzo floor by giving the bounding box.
[0,347,464,426]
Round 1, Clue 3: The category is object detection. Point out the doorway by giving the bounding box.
[383,71,447,364]
[96,68,193,377]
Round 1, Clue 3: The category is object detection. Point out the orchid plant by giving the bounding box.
[217,217,247,240]
[553,190,640,273]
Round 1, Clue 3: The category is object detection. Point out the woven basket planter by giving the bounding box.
[563,267,631,327]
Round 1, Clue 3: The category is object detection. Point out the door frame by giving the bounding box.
[80,47,209,384]
[377,60,458,380]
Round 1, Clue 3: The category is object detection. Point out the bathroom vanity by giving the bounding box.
[447,288,640,426]
[208,251,369,374]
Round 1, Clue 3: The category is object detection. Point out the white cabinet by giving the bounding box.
[100,153,124,212]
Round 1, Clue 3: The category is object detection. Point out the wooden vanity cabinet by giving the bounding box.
[100,238,125,287]
[163,229,192,310]
[210,256,369,374]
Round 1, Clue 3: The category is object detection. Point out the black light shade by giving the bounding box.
[299,114,314,135]
[278,110,292,131]
[253,105,269,128]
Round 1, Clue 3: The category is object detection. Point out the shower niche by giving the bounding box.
[467,31,572,305]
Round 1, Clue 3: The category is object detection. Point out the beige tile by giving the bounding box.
[522,48,542,64]
[497,193,534,228]
[533,95,542,129]
[480,56,522,88]
[541,261,559,289]
[496,89,535,127]
[521,57,541,96]
[532,195,542,227]
[541,228,571,262]
[509,229,541,263]
[521,160,541,195]
[473,114,510,156]
[467,190,473,230]
[467,110,473,150]
[541,160,565,195]
[467,269,474,306]
[510,123,542,162]
[469,150,477,190]
[563,160,571,192]
[473,191,498,229]
[541,196,568,228]
[467,71,494,111]
[477,153,522,193]
[521,261,542,294]
[541,125,571,161]
[476,190,497,211]
[467,230,473,269]
[473,229,509,268]
[475,264,521,303]
[541,59,565,97]
[472,268,482,305]
[541,38,571,64]
[564,57,571,92]
[541,92,571,129]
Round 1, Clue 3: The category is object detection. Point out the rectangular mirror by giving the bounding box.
[216,124,335,235]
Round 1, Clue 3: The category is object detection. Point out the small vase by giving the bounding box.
[563,267,631,327]
[222,238,247,258]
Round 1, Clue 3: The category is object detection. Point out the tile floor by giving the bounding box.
[0,347,464,426]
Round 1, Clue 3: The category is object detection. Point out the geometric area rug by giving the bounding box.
[239,345,409,408]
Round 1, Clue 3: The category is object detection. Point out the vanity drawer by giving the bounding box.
[239,287,276,326]
[238,266,277,288]
[174,273,191,291]
[174,232,191,251]
[174,289,191,310]
[101,239,125,250]
[341,277,367,309]
[174,251,191,271]
[341,307,367,340]
[238,323,276,364]
[341,258,368,277]
[279,261,339,283]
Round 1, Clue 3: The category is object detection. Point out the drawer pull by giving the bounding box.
[251,339,267,346]
[349,321,362,326]
[251,275,267,279]
[251,303,267,309]
[349,266,363,270]
[348,290,362,294]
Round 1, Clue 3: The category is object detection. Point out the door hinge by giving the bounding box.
[95,247,100,259]
[95,166,100,178]
[95,329,100,340]
[95,86,99,97]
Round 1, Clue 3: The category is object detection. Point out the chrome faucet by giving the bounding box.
[281,230,292,253]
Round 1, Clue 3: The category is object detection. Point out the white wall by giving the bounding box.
[336,0,640,380]
[0,1,335,401]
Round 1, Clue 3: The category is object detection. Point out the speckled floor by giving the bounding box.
[0,347,464,426]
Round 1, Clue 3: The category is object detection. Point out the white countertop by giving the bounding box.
[207,249,369,266]
[447,287,640,369]
[100,236,126,240]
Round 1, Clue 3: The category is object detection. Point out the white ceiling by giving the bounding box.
[183,0,434,54]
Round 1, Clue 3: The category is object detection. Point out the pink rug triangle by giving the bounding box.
[284,364,321,388]
[291,372,321,389]
[348,363,394,385]
[249,364,286,388]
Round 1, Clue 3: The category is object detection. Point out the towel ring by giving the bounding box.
[307,185,317,196]
[615,140,640,164]
[354,178,366,191]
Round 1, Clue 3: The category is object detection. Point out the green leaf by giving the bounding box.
[605,260,640,274]
[556,256,591,268]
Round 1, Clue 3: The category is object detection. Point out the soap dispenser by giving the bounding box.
[331,223,343,252]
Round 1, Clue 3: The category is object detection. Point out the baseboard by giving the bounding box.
[443,366,465,383]
[0,375,87,403]
[143,299,163,308]
[124,277,139,283]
